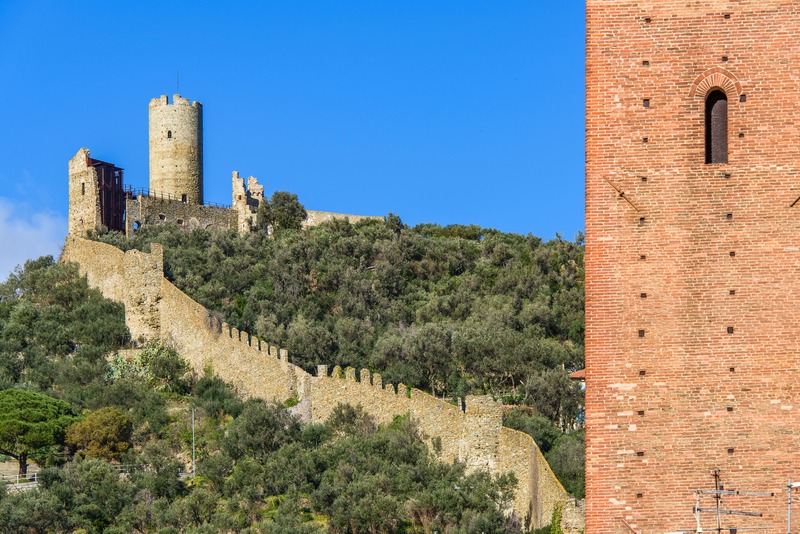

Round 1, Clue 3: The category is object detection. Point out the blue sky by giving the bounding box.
[0,1,585,277]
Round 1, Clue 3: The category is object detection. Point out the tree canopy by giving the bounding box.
[65,406,132,462]
[257,191,308,232]
[0,389,75,475]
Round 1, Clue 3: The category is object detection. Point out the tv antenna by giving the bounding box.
[692,468,773,533]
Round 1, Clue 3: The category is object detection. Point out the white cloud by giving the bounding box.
[0,198,66,280]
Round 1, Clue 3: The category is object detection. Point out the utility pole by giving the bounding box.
[692,468,772,533]
[191,406,195,478]
[788,481,800,533]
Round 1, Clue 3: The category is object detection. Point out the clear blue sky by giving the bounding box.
[0,1,585,276]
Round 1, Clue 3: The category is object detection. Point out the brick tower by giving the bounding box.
[149,94,203,204]
[586,1,800,532]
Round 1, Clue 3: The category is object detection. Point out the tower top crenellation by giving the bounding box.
[149,94,202,109]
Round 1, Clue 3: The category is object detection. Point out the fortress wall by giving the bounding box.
[498,428,539,526]
[309,366,571,529]
[126,196,237,234]
[62,236,126,302]
[308,366,463,462]
[61,235,575,529]
[123,245,164,340]
[159,279,297,402]
[304,210,383,228]
[498,427,578,531]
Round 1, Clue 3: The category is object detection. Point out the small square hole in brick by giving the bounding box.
[730,290,735,295]
[636,451,645,456]
[636,493,643,498]
[643,137,649,143]
[724,13,731,19]
[639,370,646,376]
[724,173,732,178]
[643,99,650,108]
[727,326,734,334]
[638,410,645,416]
[640,255,646,260]
[638,330,645,338]
[740,94,746,102]
[739,132,744,138]
[726,213,733,219]
[641,293,647,298]
[727,406,734,412]
[729,367,735,373]
[727,448,735,454]
[722,56,728,62]
[641,176,647,182]
[639,217,646,223]
[644,17,651,23]
[642,60,650,66]
[730,251,736,257]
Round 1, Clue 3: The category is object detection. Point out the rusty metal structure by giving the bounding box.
[89,158,125,232]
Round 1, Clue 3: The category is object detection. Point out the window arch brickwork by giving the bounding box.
[690,68,742,165]
[689,67,742,98]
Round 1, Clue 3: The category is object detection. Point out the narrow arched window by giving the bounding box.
[167,130,172,139]
[705,90,728,164]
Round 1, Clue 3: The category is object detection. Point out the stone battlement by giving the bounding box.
[149,94,202,108]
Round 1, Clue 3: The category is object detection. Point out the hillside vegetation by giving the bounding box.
[92,215,586,497]
[93,218,584,398]
[0,258,524,533]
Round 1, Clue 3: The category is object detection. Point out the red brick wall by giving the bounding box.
[586,2,800,532]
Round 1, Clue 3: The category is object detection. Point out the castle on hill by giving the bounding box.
[68,94,380,238]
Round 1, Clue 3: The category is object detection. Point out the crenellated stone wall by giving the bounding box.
[60,235,581,530]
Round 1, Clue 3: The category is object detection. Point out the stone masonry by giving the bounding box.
[125,195,237,234]
[149,94,203,205]
[586,1,800,532]
[69,94,382,238]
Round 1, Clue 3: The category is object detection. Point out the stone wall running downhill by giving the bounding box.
[60,235,581,530]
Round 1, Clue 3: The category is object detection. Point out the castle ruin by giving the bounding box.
[68,94,380,238]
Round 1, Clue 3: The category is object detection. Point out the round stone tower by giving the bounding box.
[148,94,203,204]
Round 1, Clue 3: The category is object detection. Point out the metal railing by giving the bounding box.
[0,471,38,486]
[0,465,193,494]
[124,186,231,209]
